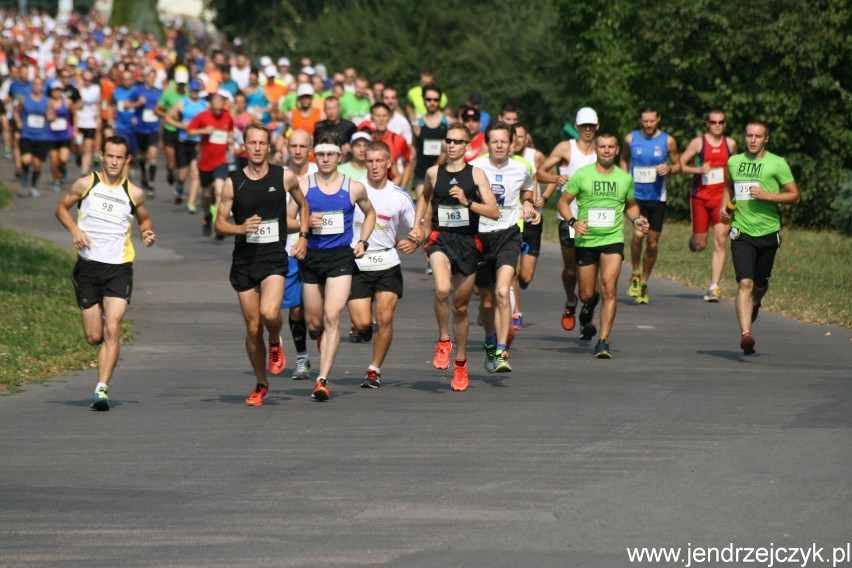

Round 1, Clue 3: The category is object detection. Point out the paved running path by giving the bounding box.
[1,159,850,567]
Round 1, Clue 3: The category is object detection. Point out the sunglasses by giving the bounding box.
[445,138,468,145]
[424,97,440,102]
[708,120,726,125]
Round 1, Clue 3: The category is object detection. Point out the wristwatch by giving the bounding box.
[358,239,370,248]
[567,218,576,227]
[298,231,309,238]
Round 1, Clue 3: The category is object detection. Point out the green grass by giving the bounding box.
[540,202,851,328]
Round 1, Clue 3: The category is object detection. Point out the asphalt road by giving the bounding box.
[1,159,850,568]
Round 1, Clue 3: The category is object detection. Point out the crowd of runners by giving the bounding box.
[2,10,800,409]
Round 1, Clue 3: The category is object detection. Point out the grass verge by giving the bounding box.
[540,203,851,328]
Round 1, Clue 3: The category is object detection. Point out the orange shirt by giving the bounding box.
[291,107,322,135]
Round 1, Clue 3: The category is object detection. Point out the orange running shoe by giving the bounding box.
[432,338,452,369]
[451,360,469,392]
[312,378,330,401]
[268,336,285,375]
[245,383,269,406]
[561,303,577,331]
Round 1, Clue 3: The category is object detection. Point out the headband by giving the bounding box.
[314,144,341,154]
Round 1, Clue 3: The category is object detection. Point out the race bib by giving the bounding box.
[423,139,441,156]
[702,167,724,185]
[357,248,393,271]
[116,101,127,112]
[633,166,657,184]
[438,204,469,228]
[88,192,126,225]
[734,180,757,201]
[587,207,616,228]
[313,210,344,235]
[142,109,158,123]
[26,115,45,128]
[479,206,513,231]
[49,117,68,131]
[246,219,280,244]
[209,129,229,145]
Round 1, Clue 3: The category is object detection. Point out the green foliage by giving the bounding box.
[110,0,164,43]
[204,0,851,227]
[831,170,852,235]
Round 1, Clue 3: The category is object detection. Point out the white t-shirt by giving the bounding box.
[557,139,597,234]
[470,156,533,233]
[350,180,415,270]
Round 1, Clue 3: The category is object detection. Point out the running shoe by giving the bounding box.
[751,303,761,324]
[312,378,330,401]
[424,264,433,275]
[561,303,577,331]
[594,339,612,359]
[506,327,516,350]
[90,386,109,411]
[245,383,269,406]
[703,287,721,303]
[360,325,374,343]
[740,332,756,355]
[483,343,497,373]
[628,274,641,297]
[267,336,285,375]
[579,293,599,328]
[511,313,523,330]
[361,369,381,389]
[635,284,649,305]
[291,357,311,380]
[50,180,62,192]
[579,322,597,341]
[451,361,469,392]
[433,338,452,370]
[494,350,512,373]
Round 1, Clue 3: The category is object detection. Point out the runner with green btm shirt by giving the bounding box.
[558,133,649,359]
[721,120,799,356]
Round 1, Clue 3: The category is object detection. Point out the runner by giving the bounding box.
[536,107,599,330]
[346,141,417,388]
[186,92,234,238]
[620,105,681,304]
[408,122,499,392]
[15,75,50,198]
[74,70,102,177]
[54,135,156,410]
[155,66,189,201]
[129,69,162,197]
[300,132,376,401]
[557,132,649,358]
[680,108,738,302]
[470,122,537,373]
[110,70,139,180]
[46,80,73,192]
[280,129,318,382]
[213,123,309,406]
[165,78,207,215]
[337,131,370,180]
[721,121,799,355]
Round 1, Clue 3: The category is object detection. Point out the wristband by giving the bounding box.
[567,218,576,227]
[631,217,640,226]
[298,231,309,239]
[358,239,370,248]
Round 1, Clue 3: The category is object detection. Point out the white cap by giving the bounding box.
[174,69,189,83]
[576,107,598,125]
[277,57,290,67]
[259,56,273,67]
[350,131,371,144]
[296,84,314,98]
[264,64,277,78]
[301,66,316,75]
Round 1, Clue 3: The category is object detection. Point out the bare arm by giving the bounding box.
[55,175,95,250]
[351,181,376,258]
[664,135,681,175]
[620,134,633,172]
[679,136,705,175]
[409,165,437,242]
[129,184,156,246]
[468,167,499,220]
[750,180,800,205]
[286,169,309,259]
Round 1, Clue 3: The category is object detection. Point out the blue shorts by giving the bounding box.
[280,256,302,309]
[114,129,139,156]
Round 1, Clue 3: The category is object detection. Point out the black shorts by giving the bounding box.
[522,218,543,256]
[475,225,521,288]
[229,257,289,292]
[575,243,625,267]
[79,127,97,140]
[424,230,483,276]
[559,220,576,249]
[135,131,159,153]
[20,138,51,161]
[176,139,197,169]
[200,164,230,187]
[300,245,355,285]
[636,199,667,232]
[350,264,404,299]
[163,129,179,149]
[730,230,780,287]
[72,259,133,310]
[51,139,71,151]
